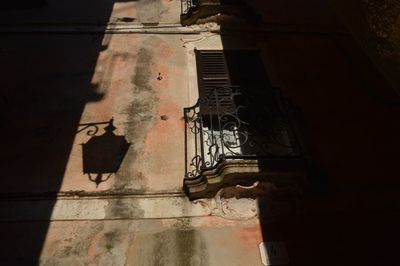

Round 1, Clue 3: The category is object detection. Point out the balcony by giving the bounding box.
[180,0,219,26]
[181,0,199,15]
[180,0,261,26]
[184,87,307,199]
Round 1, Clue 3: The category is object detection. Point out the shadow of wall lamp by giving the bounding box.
[77,118,130,187]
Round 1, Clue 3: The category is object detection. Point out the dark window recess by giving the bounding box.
[194,49,282,135]
[185,50,301,180]
[195,49,279,112]
[195,49,271,91]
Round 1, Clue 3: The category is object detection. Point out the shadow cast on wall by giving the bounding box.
[0,1,134,265]
[216,1,400,265]
[79,118,130,187]
[1,0,46,9]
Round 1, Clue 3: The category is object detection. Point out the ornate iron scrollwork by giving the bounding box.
[184,87,301,180]
[181,0,199,14]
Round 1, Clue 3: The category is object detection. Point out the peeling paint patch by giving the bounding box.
[105,198,145,219]
[131,47,153,92]
[113,37,162,191]
[127,219,209,266]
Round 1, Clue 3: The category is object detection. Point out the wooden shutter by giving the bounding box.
[195,50,236,114]
[195,50,230,97]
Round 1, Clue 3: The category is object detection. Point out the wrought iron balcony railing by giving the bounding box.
[181,0,199,14]
[184,87,302,180]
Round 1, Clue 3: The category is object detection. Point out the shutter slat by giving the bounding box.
[195,50,235,114]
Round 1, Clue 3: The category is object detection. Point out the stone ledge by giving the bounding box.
[184,158,307,200]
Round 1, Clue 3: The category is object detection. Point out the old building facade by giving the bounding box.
[0,0,399,265]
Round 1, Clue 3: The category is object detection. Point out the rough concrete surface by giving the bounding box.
[0,1,266,264]
[35,217,263,266]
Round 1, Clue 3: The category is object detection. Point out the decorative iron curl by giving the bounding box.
[77,120,111,136]
[205,142,220,168]
[187,155,203,178]
[77,124,100,136]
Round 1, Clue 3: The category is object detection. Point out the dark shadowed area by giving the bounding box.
[0,1,132,264]
[217,0,400,265]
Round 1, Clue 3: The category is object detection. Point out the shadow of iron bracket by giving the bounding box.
[77,118,114,136]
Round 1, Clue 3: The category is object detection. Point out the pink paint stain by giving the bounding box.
[235,224,263,250]
[143,99,184,158]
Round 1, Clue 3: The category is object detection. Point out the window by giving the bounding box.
[184,49,303,198]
